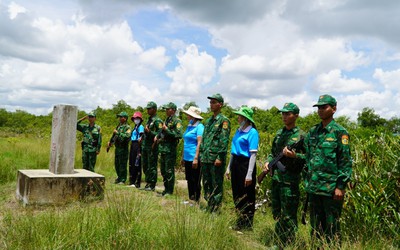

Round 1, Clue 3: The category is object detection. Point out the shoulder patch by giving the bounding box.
[158,123,163,128]
[341,135,349,145]
[127,129,131,133]
[222,121,229,129]
[176,123,182,129]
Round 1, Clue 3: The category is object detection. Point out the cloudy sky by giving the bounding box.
[1,0,400,120]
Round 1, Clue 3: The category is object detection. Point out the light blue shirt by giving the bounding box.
[183,121,204,161]
[131,124,144,141]
[231,126,259,158]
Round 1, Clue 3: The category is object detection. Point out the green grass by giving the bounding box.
[0,136,399,249]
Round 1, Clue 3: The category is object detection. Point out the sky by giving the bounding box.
[1,0,400,120]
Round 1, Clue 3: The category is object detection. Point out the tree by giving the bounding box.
[357,107,386,128]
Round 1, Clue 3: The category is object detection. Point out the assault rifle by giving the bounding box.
[106,124,120,153]
[257,137,304,184]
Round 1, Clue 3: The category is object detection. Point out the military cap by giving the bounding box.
[146,101,157,109]
[207,93,224,104]
[116,111,128,118]
[162,102,177,110]
[233,106,255,124]
[279,102,300,114]
[313,94,337,107]
[87,111,96,117]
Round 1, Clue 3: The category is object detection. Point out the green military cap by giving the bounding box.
[207,93,224,104]
[233,106,255,124]
[313,94,337,107]
[87,111,96,117]
[116,111,128,118]
[146,101,157,109]
[162,102,177,110]
[279,102,300,114]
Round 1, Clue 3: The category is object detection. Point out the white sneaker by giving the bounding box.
[130,184,136,188]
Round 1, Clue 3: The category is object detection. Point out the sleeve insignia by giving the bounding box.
[158,123,163,128]
[341,135,349,145]
[127,129,131,133]
[222,121,229,129]
[176,123,182,129]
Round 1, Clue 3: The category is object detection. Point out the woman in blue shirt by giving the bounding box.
[226,106,259,230]
[129,111,145,188]
[181,106,204,202]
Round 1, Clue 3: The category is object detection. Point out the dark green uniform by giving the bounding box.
[157,115,182,195]
[77,121,102,172]
[304,119,352,242]
[200,113,231,212]
[114,123,131,183]
[142,114,163,189]
[267,126,305,245]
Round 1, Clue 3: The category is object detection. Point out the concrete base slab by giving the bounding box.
[16,169,105,206]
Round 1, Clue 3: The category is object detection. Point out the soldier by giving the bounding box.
[142,101,163,191]
[156,102,182,196]
[262,103,306,247]
[305,95,352,244]
[108,111,131,184]
[199,93,231,212]
[77,111,102,172]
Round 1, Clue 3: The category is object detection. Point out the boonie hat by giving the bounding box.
[279,103,300,114]
[233,106,255,124]
[313,94,337,107]
[117,111,128,118]
[162,102,177,110]
[87,111,96,117]
[207,93,224,104]
[182,106,203,120]
[146,101,157,109]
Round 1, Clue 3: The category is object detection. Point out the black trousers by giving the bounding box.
[129,141,141,187]
[184,160,202,201]
[230,154,256,228]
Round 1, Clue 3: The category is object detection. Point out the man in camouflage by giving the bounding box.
[77,111,102,172]
[142,101,163,191]
[108,111,131,184]
[305,94,352,244]
[156,102,182,196]
[263,103,305,247]
[200,93,231,212]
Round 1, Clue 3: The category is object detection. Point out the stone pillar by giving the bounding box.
[49,104,77,174]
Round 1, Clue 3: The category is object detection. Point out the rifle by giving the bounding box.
[301,193,309,225]
[257,137,304,184]
[106,124,120,153]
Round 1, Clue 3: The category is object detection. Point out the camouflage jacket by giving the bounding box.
[267,126,306,183]
[77,122,102,153]
[157,115,182,153]
[143,114,163,148]
[200,113,231,164]
[304,119,352,196]
[114,123,131,148]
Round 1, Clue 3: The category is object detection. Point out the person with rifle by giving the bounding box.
[142,101,163,191]
[225,106,259,231]
[156,102,182,196]
[305,95,352,245]
[261,102,306,248]
[199,93,231,213]
[77,111,102,172]
[128,111,144,188]
[108,111,131,184]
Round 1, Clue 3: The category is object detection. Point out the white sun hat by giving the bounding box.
[182,106,203,120]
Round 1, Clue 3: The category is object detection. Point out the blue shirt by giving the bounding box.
[183,121,204,161]
[131,124,144,141]
[231,126,259,158]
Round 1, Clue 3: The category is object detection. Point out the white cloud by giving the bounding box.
[8,1,26,19]
[314,69,373,93]
[373,68,400,91]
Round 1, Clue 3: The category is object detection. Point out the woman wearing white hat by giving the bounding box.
[181,106,204,202]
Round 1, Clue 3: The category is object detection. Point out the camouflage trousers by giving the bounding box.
[115,146,129,183]
[271,180,300,246]
[82,151,97,172]
[142,146,158,188]
[159,150,177,194]
[309,193,343,244]
[201,162,225,212]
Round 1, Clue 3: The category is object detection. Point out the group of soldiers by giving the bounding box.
[76,93,352,248]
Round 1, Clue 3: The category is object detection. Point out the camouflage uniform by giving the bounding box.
[200,112,231,212]
[142,104,163,190]
[157,104,182,195]
[77,117,102,172]
[113,116,131,183]
[267,126,305,245]
[305,119,352,242]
